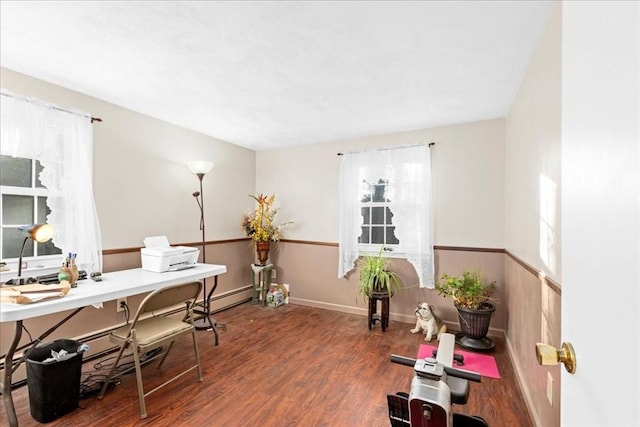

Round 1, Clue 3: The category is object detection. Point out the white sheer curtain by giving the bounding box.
[338,145,434,287]
[0,90,103,274]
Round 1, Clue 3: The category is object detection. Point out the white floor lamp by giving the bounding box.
[187,160,224,345]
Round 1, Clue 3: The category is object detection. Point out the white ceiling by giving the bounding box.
[0,1,553,151]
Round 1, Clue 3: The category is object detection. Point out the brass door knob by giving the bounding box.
[535,342,577,374]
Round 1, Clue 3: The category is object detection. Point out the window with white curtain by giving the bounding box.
[338,144,434,288]
[0,89,103,276]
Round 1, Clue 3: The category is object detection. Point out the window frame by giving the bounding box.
[357,177,403,257]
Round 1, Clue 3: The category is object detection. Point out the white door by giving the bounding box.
[561,2,639,426]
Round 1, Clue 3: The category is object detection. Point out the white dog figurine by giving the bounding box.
[410,302,447,341]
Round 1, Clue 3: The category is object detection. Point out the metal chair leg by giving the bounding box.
[192,330,203,381]
[132,344,147,419]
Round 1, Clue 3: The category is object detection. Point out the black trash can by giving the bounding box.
[26,339,83,423]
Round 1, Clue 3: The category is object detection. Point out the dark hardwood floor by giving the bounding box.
[2,302,532,426]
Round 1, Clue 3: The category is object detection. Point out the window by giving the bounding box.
[0,90,103,277]
[358,179,399,249]
[338,145,434,288]
[1,155,62,260]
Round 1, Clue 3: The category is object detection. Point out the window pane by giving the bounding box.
[387,227,400,245]
[372,207,385,224]
[371,226,385,244]
[385,207,394,224]
[358,227,370,244]
[37,196,51,224]
[2,227,34,258]
[2,195,34,224]
[372,183,387,202]
[360,184,371,203]
[35,160,45,188]
[0,155,31,187]
[361,207,371,225]
[38,240,62,256]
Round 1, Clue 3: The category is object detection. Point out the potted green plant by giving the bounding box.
[358,247,402,299]
[357,247,402,332]
[436,269,497,351]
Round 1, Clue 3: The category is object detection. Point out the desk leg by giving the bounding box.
[2,320,23,427]
[194,276,226,345]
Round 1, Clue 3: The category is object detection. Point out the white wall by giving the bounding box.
[503,5,562,425]
[1,67,255,249]
[505,3,561,282]
[257,118,506,248]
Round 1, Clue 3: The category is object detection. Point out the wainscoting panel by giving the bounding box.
[2,238,561,427]
[504,254,561,427]
[270,241,507,331]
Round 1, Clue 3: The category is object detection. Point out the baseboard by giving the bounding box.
[290,297,505,338]
[290,297,422,324]
[290,297,367,317]
[505,335,541,427]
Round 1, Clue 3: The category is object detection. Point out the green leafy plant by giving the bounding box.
[436,269,496,310]
[357,247,402,300]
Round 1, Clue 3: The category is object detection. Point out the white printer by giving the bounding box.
[141,236,200,272]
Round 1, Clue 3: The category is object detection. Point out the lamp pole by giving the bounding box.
[187,161,223,343]
[16,236,30,285]
[192,175,211,330]
[196,172,206,268]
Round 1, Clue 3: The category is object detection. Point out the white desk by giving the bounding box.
[0,263,226,427]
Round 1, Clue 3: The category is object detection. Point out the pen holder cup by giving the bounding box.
[58,266,79,287]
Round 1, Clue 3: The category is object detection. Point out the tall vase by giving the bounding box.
[255,241,271,266]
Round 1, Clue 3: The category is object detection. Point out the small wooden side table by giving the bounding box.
[368,291,390,331]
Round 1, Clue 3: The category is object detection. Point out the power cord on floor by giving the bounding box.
[78,346,163,400]
[79,376,119,399]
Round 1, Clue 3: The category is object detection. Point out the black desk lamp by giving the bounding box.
[14,223,54,285]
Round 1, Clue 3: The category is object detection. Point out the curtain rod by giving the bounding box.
[0,90,103,123]
[337,142,435,156]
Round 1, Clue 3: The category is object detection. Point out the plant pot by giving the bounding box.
[255,241,270,266]
[455,302,496,351]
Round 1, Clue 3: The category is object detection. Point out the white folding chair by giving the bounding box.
[98,281,203,418]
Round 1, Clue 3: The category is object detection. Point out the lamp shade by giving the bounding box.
[187,161,213,175]
[19,224,54,242]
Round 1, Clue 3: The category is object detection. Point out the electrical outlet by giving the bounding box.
[271,269,276,280]
[116,297,127,313]
[546,372,553,405]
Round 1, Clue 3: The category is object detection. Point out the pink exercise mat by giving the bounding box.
[417,344,500,379]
